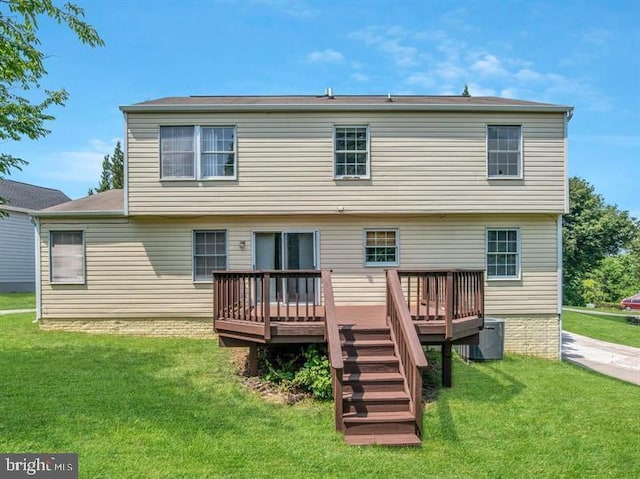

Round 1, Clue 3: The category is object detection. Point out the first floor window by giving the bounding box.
[364,229,398,266]
[486,228,520,279]
[334,126,369,178]
[50,231,85,284]
[487,125,521,177]
[193,231,227,281]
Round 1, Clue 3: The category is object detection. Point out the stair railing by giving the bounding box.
[386,269,428,438]
[321,270,344,432]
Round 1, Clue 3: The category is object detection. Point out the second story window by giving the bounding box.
[160,126,195,178]
[201,127,235,178]
[487,125,522,178]
[160,126,236,180]
[334,126,369,178]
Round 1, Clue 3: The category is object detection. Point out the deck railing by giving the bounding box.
[386,270,428,439]
[397,269,484,340]
[321,270,344,432]
[213,270,323,340]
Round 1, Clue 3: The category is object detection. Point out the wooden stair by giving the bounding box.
[338,325,422,446]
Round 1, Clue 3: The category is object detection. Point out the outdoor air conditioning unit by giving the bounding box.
[456,318,505,361]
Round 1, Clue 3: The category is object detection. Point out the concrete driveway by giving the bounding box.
[562,331,640,385]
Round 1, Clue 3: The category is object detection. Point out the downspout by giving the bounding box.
[34,216,42,322]
[557,214,563,359]
[558,109,571,359]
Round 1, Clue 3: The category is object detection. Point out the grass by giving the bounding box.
[566,305,630,315]
[563,309,640,348]
[1,313,639,478]
[0,292,35,310]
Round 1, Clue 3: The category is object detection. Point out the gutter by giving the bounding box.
[32,210,126,218]
[120,103,574,114]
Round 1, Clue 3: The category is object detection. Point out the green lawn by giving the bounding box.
[566,305,630,315]
[0,292,35,311]
[1,313,638,478]
[563,309,640,348]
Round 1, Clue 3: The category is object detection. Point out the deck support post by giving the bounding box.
[442,342,452,388]
[248,345,258,376]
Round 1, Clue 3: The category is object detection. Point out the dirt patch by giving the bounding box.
[232,347,310,405]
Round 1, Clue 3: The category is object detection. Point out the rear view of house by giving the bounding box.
[33,94,572,444]
[0,179,70,292]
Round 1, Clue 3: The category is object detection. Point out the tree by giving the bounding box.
[563,177,638,304]
[88,141,124,195]
[461,84,471,97]
[0,0,104,200]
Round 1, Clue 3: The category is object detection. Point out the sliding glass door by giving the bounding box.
[254,231,318,303]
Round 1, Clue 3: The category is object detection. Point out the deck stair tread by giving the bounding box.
[344,372,404,382]
[343,355,398,364]
[342,339,394,346]
[344,433,421,446]
[344,391,409,401]
[343,411,415,422]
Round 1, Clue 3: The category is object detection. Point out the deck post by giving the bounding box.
[442,342,452,388]
[263,273,271,340]
[248,344,258,376]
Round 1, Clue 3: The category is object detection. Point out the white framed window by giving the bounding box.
[160,126,195,178]
[160,126,237,180]
[334,125,369,178]
[201,127,236,178]
[193,230,227,282]
[487,125,522,178]
[364,229,398,266]
[486,228,520,280]
[50,231,85,284]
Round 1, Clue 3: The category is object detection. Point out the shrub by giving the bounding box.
[257,345,332,400]
[292,346,332,400]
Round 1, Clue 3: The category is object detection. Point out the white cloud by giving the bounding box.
[307,48,344,63]
[351,72,370,82]
[349,26,420,68]
[44,138,118,183]
[470,54,507,77]
[251,0,315,18]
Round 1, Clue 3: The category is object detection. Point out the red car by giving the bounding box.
[620,293,640,311]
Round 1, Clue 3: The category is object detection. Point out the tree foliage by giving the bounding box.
[564,177,639,304]
[88,141,123,195]
[461,84,471,97]
[0,0,103,187]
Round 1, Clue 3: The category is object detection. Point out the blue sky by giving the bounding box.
[4,0,639,217]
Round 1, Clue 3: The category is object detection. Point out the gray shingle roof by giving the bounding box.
[122,95,572,113]
[0,179,70,211]
[38,189,124,215]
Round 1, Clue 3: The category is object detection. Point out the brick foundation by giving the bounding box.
[38,318,215,338]
[502,315,561,359]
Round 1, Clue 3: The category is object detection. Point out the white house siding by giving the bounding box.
[38,213,559,356]
[126,112,566,216]
[0,211,35,292]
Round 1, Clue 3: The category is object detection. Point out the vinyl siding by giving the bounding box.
[39,214,557,319]
[0,211,35,285]
[126,112,566,215]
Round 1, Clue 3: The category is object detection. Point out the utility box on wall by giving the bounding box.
[456,318,505,360]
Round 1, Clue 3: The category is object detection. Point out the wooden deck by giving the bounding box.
[213,269,485,446]
[216,304,482,344]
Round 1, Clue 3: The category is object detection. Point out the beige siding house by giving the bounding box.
[34,94,572,360]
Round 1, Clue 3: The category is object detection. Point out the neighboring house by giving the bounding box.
[0,179,70,293]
